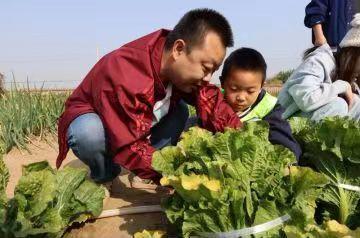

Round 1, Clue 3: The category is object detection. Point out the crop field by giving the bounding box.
[0,84,281,154]
[0,88,69,153]
[0,88,169,238]
[1,85,359,238]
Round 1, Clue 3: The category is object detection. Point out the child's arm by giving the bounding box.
[263,104,302,161]
[288,45,351,112]
[304,0,329,45]
[196,85,242,133]
[312,23,327,46]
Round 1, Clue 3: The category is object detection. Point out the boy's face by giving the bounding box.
[223,68,263,113]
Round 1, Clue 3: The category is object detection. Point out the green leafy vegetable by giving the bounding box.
[0,156,10,237]
[290,117,360,230]
[133,229,166,238]
[0,161,105,238]
[153,122,327,237]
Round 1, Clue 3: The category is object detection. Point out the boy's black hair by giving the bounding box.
[165,8,234,52]
[220,48,267,85]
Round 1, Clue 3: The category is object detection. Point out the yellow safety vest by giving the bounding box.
[241,92,277,122]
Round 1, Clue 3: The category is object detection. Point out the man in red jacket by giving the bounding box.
[57,8,240,186]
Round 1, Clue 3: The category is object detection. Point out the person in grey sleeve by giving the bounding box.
[278,14,360,121]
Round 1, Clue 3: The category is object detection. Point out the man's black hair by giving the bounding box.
[165,8,234,51]
[220,48,267,85]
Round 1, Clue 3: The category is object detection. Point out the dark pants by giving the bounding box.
[67,100,189,182]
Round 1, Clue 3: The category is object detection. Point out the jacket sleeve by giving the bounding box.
[196,85,242,132]
[112,139,161,182]
[101,97,161,182]
[287,47,349,112]
[95,53,162,182]
[304,0,329,28]
[100,89,162,182]
[263,104,302,161]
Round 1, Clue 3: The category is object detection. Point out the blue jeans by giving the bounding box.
[296,97,348,121]
[348,94,360,121]
[67,100,189,182]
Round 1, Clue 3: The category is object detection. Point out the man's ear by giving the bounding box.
[172,39,186,60]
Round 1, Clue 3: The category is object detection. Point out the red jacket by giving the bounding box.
[56,29,241,181]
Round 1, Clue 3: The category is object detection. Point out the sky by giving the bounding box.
[0,0,312,89]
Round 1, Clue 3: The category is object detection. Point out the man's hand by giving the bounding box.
[129,174,173,194]
[198,87,216,114]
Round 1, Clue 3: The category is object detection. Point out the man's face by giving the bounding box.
[168,31,226,93]
[223,68,263,113]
